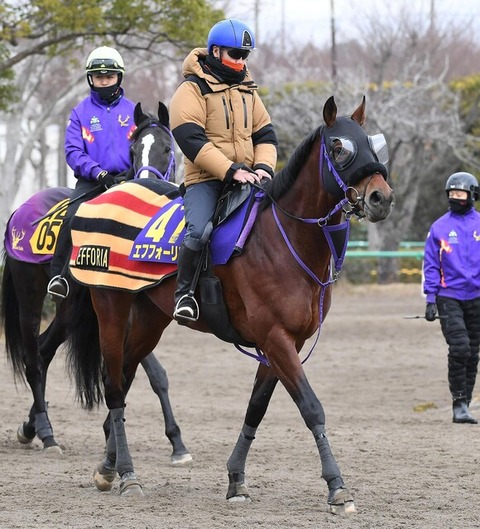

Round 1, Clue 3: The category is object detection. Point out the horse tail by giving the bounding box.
[64,284,104,410]
[0,252,26,383]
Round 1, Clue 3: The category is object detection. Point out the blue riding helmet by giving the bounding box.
[207,19,255,53]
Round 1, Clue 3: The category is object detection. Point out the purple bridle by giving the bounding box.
[133,123,176,181]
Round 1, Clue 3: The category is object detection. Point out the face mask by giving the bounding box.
[92,84,121,104]
[220,57,245,72]
[449,198,472,215]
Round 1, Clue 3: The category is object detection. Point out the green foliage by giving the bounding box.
[0,0,223,108]
[0,43,16,111]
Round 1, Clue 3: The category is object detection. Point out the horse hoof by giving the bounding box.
[93,464,116,492]
[227,494,251,503]
[328,487,356,515]
[226,481,251,502]
[17,425,34,444]
[119,477,144,497]
[43,444,63,456]
[171,452,193,466]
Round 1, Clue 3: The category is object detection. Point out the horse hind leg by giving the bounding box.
[93,407,143,496]
[17,407,36,444]
[22,322,63,454]
[140,352,192,466]
[98,352,193,468]
[226,364,278,502]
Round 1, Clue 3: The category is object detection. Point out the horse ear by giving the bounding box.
[323,96,337,127]
[134,102,148,126]
[351,96,366,126]
[157,102,170,129]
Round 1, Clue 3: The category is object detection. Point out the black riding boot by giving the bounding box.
[449,356,477,423]
[452,397,478,424]
[173,244,202,323]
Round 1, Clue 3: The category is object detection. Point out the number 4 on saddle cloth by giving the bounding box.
[68,179,260,345]
[68,179,260,295]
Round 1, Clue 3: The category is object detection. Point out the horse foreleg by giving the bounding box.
[93,413,118,492]
[273,352,355,515]
[226,363,278,502]
[91,290,143,496]
[140,352,192,465]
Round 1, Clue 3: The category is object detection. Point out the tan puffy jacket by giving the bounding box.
[169,48,277,187]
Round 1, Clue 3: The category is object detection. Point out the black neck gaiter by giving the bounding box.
[204,54,246,85]
[449,198,473,215]
[92,84,121,104]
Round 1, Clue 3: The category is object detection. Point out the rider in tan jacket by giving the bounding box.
[169,18,277,323]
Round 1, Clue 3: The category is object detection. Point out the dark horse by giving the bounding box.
[1,102,191,464]
[66,96,394,511]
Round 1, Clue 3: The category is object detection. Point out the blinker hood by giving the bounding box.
[321,116,388,199]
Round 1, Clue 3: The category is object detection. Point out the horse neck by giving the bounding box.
[266,140,343,282]
[279,139,340,223]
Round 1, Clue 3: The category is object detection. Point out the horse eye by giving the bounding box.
[330,137,356,168]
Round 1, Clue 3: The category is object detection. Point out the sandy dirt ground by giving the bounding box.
[1,282,480,529]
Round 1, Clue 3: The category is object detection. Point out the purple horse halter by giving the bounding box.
[237,133,378,366]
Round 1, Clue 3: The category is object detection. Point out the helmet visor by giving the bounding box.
[368,134,389,164]
[87,58,122,73]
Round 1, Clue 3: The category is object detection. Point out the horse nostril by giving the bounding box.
[369,191,383,205]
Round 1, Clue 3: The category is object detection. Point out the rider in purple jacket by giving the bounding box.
[423,171,480,424]
[47,46,136,299]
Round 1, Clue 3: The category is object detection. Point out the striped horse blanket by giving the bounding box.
[70,179,258,292]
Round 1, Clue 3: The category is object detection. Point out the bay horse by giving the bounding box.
[66,96,394,511]
[1,102,191,464]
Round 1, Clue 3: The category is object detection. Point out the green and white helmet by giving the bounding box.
[85,46,125,75]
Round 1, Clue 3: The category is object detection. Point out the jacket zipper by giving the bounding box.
[242,95,248,128]
[222,96,230,129]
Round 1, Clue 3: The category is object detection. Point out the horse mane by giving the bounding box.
[262,126,322,207]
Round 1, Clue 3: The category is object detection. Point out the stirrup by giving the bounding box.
[47,275,69,300]
[173,294,199,322]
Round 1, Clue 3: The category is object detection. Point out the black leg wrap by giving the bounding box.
[35,412,54,441]
[313,425,344,491]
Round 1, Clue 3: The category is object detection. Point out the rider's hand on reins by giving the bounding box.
[254,168,272,181]
[232,168,263,184]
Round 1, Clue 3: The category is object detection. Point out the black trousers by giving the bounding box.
[50,178,102,277]
[437,295,480,401]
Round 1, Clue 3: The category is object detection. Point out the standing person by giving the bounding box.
[169,18,278,323]
[47,46,136,299]
[423,171,480,424]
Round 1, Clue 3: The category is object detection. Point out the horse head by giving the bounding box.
[130,102,176,181]
[321,96,394,222]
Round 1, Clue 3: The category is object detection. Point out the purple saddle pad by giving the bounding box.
[130,187,261,266]
[4,187,72,263]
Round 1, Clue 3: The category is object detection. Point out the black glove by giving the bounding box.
[114,174,128,185]
[114,169,131,185]
[425,303,437,322]
[96,170,116,189]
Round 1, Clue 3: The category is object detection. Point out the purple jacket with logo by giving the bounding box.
[65,89,136,180]
[423,207,480,303]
